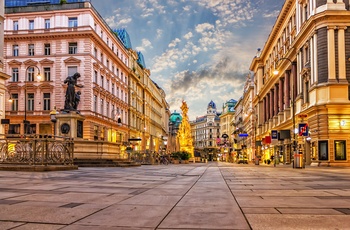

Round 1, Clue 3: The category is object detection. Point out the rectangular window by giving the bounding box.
[28,44,34,56]
[100,99,104,115]
[27,93,34,111]
[44,67,50,81]
[68,17,78,27]
[318,140,329,161]
[93,95,97,112]
[68,42,77,54]
[334,140,346,160]
[117,87,119,97]
[106,80,109,91]
[11,94,18,111]
[112,83,115,95]
[45,19,50,29]
[13,45,19,56]
[94,71,98,83]
[27,67,34,81]
[94,125,98,141]
[94,48,97,58]
[29,20,34,30]
[43,93,50,111]
[101,76,104,88]
[68,66,77,77]
[12,68,19,82]
[44,43,50,55]
[13,21,18,30]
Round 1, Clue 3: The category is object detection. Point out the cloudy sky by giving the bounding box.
[92,0,282,120]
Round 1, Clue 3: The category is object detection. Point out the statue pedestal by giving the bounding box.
[56,111,85,139]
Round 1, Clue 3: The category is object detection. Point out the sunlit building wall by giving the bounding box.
[249,0,350,166]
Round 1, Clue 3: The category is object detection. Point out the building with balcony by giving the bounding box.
[3,0,168,157]
[218,99,237,161]
[192,100,221,161]
[249,0,350,166]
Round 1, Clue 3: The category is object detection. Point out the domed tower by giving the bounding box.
[206,100,217,123]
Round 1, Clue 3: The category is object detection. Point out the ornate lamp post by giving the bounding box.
[24,66,41,134]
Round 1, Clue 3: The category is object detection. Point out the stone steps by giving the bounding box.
[73,159,141,167]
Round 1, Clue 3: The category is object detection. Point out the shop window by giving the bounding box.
[334,140,346,160]
[94,125,98,140]
[318,140,328,160]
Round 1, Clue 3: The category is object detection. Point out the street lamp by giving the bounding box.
[24,66,41,134]
[274,57,299,167]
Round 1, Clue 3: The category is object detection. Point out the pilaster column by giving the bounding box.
[284,70,290,108]
[274,84,279,115]
[328,26,336,80]
[279,77,284,112]
[338,26,347,79]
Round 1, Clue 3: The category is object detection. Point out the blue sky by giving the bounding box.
[92,0,282,120]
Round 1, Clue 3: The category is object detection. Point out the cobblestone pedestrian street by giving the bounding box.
[0,162,350,229]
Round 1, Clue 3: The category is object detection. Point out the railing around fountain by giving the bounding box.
[0,134,74,166]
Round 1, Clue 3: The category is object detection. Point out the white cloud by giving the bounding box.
[136,38,153,52]
[168,38,181,48]
[183,32,193,40]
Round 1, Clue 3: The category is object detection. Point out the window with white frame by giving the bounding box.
[29,20,34,30]
[100,99,104,115]
[13,21,18,30]
[94,70,98,83]
[68,17,78,27]
[13,45,19,56]
[44,67,51,81]
[12,68,19,82]
[11,94,18,111]
[27,67,34,81]
[93,95,97,112]
[68,66,77,77]
[27,93,34,111]
[44,43,50,55]
[68,42,77,54]
[28,44,34,56]
[45,19,50,29]
[43,93,50,111]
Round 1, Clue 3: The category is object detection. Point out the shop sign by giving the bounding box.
[298,123,308,136]
[271,130,278,139]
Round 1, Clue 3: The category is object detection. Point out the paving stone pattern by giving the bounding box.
[0,162,350,229]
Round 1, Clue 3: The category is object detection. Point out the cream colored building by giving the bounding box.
[3,0,168,156]
[192,100,221,161]
[249,0,350,166]
[218,99,237,161]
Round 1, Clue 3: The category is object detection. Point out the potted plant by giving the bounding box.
[171,152,180,164]
[180,151,191,164]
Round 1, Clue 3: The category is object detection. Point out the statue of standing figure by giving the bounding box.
[64,72,83,111]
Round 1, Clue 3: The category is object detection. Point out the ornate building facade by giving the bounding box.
[218,99,237,161]
[192,100,221,161]
[3,0,168,156]
[249,0,350,166]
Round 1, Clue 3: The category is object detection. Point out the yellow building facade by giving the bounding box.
[249,0,350,166]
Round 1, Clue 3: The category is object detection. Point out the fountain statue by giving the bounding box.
[178,100,194,159]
